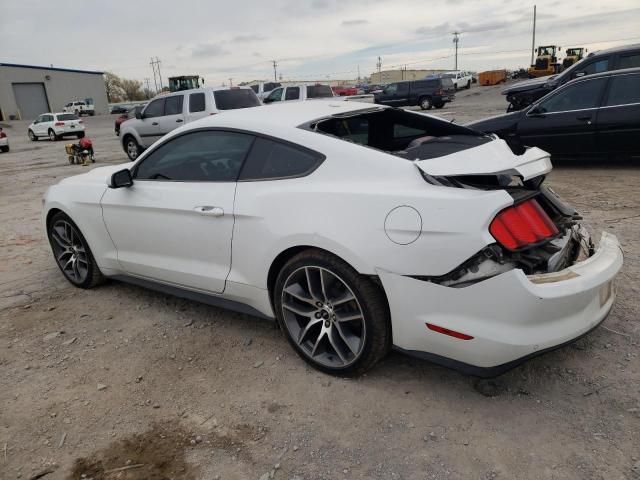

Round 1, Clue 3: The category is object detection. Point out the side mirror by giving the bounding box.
[135,109,143,119]
[527,105,545,117]
[109,169,133,188]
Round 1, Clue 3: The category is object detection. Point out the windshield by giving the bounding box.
[213,89,261,110]
[307,85,334,98]
[57,114,79,121]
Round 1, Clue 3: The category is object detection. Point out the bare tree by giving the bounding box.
[119,79,146,101]
[103,72,125,103]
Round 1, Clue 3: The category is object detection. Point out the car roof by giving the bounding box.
[189,101,385,131]
[588,42,640,56]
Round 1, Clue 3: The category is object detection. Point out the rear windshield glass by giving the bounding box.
[307,85,334,98]
[441,78,454,89]
[57,114,79,121]
[213,89,261,110]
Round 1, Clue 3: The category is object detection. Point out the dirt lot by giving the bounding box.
[1,85,638,480]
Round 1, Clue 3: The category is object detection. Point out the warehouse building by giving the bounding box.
[0,63,108,121]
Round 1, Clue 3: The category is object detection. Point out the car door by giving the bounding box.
[101,130,255,293]
[39,114,53,136]
[186,91,208,123]
[32,115,46,136]
[157,94,185,134]
[516,76,608,158]
[136,97,165,147]
[596,72,640,158]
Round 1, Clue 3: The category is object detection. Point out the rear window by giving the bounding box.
[307,85,334,98]
[618,53,640,69]
[239,137,324,180]
[441,78,454,89]
[213,89,261,110]
[57,114,79,121]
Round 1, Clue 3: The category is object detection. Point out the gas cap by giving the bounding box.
[384,206,422,245]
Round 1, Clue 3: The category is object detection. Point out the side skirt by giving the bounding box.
[111,275,275,321]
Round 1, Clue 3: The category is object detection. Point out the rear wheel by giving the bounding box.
[419,96,433,110]
[77,131,85,139]
[274,249,390,376]
[124,135,140,161]
[0,146,8,153]
[434,102,445,109]
[466,80,471,89]
[47,212,104,289]
[28,130,37,141]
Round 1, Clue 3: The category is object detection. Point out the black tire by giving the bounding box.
[0,146,8,153]
[434,102,445,109]
[47,211,105,289]
[77,131,85,139]
[123,135,141,161]
[419,96,433,110]
[48,129,59,141]
[466,80,471,90]
[274,249,391,376]
[74,109,80,116]
[89,112,95,116]
[28,129,37,141]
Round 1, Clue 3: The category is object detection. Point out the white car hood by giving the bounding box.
[414,138,552,181]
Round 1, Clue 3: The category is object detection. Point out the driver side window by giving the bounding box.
[537,77,607,113]
[267,88,283,102]
[385,83,398,94]
[135,131,255,182]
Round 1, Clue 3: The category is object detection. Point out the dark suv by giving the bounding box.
[374,78,455,110]
[503,43,640,111]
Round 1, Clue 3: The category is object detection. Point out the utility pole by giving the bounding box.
[452,32,460,71]
[150,57,159,93]
[155,57,163,91]
[271,60,278,82]
[531,5,537,66]
[228,78,233,87]
[357,65,360,82]
[144,78,152,99]
[376,56,382,82]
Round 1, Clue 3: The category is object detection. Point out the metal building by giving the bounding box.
[0,63,108,121]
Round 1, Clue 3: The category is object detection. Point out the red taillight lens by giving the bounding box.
[78,120,83,124]
[0,132,6,138]
[426,323,474,340]
[490,198,558,250]
[55,121,65,126]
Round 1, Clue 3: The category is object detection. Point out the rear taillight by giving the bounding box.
[55,121,65,126]
[78,120,83,124]
[489,198,558,250]
[0,132,6,139]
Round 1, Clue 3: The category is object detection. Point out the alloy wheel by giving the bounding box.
[126,140,138,160]
[49,220,89,284]
[281,266,366,368]
[49,130,56,141]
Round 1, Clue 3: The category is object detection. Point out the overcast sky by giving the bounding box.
[2,0,639,87]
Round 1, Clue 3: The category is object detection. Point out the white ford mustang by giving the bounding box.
[43,101,623,377]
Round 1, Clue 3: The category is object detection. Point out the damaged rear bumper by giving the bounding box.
[378,232,623,377]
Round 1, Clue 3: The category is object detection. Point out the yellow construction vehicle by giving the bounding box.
[562,48,587,70]
[528,46,561,78]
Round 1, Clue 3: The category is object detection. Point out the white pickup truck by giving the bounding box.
[262,84,373,104]
[62,100,95,116]
[441,71,473,90]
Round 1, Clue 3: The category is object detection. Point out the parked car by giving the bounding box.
[441,71,473,90]
[374,78,455,110]
[468,68,640,161]
[249,81,282,100]
[43,101,622,377]
[62,100,95,116]
[0,127,9,153]
[110,104,131,114]
[120,86,260,160]
[502,43,640,111]
[28,113,85,141]
[115,105,145,136]
[363,84,386,94]
[262,84,373,104]
[332,85,358,96]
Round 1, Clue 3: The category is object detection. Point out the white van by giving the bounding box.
[120,86,260,160]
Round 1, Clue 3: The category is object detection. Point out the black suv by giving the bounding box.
[374,78,455,110]
[503,43,640,111]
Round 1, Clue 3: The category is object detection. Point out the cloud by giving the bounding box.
[192,43,229,58]
[342,19,369,26]
[233,34,267,43]
[311,0,329,9]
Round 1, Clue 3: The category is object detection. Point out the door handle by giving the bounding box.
[176,119,184,123]
[194,206,224,217]
[576,115,592,124]
[152,122,159,126]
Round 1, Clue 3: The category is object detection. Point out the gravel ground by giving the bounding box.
[1,85,638,480]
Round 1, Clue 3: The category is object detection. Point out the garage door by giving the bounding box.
[12,83,50,120]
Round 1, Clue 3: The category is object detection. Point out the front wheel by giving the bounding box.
[419,96,433,110]
[28,130,37,141]
[47,212,105,289]
[124,136,141,161]
[274,249,391,376]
